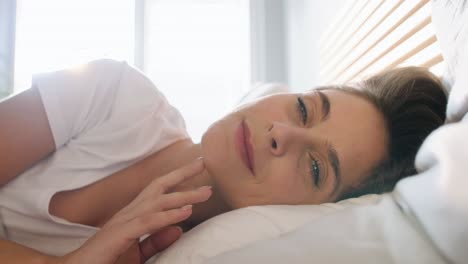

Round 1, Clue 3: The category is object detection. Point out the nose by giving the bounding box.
[268,122,306,156]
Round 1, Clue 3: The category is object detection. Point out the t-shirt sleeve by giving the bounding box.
[33,59,188,149]
[33,59,126,148]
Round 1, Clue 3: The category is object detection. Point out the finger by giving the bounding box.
[119,159,205,218]
[152,158,205,194]
[158,186,212,211]
[117,158,204,217]
[139,226,183,263]
[129,186,212,220]
[125,187,212,226]
[124,206,192,240]
[115,242,141,264]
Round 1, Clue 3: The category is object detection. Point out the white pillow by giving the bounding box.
[431,0,468,122]
[151,194,381,264]
[203,195,446,264]
[392,2,468,263]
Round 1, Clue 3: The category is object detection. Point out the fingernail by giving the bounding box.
[181,204,192,211]
[198,185,212,191]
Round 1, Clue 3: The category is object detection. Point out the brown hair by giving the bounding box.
[333,67,447,200]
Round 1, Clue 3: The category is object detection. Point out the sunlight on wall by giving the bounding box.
[14,0,134,91]
[14,0,250,142]
[144,0,251,142]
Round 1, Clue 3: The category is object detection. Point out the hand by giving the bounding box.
[60,158,211,264]
[114,225,183,264]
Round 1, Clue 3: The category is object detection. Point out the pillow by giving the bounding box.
[431,0,468,122]
[203,195,446,264]
[392,2,468,263]
[447,46,468,122]
[151,194,381,264]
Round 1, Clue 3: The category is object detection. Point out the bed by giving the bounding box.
[150,1,468,263]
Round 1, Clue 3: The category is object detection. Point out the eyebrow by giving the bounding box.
[316,90,331,122]
[306,89,341,195]
[326,141,342,196]
[315,90,341,195]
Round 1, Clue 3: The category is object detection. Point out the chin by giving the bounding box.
[200,117,243,206]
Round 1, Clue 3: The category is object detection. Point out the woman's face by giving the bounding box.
[201,89,387,208]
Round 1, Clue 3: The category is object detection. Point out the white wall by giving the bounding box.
[250,0,287,84]
[143,0,251,142]
[284,0,346,91]
[0,0,16,97]
[251,0,346,91]
[14,0,134,92]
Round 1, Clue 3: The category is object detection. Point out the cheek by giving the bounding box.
[201,119,227,165]
[231,165,311,207]
[262,166,310,203]
[201,118,237,183]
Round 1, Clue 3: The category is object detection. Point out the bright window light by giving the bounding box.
[14,0,250,142]
[144,0,251,142]
[14,0,134,91]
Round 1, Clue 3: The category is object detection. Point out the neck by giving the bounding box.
[143,139,230,230]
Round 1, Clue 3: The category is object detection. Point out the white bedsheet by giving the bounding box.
[431,0,468,123]
[396,120,468,264]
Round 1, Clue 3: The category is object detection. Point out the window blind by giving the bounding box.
[319,0,444,85]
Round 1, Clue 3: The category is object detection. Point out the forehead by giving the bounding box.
[306,89,387,192]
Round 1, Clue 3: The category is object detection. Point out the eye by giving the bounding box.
[308,154,322,187]
[296,96,308,125]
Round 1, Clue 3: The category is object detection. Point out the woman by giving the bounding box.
[0,59,447,263]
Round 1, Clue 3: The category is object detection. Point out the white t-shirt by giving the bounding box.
[0,59,189,256]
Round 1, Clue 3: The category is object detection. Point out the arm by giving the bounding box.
[0,239,58,264]
[0,87,57,261]
[1,159,211,264]
[0,86,55,187]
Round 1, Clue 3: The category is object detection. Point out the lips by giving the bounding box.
[235,120,255,174]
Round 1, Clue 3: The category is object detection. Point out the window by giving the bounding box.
[0,0,15,98]
[13,0,251,141]
[14,0,135,91]
[142,0,251,141]
[320,0,444,84]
